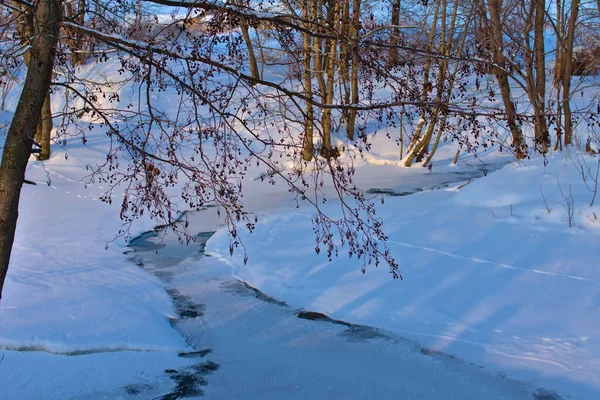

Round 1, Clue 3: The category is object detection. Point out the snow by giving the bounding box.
[1,33,599,399]
[206,152,600,399]
[0,139,187,353]
[129,242,548,400]
[1,103,192,397]
[2,350,191,400]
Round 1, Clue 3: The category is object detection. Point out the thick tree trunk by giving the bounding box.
[0,0,61,300]
[15,0,53,160]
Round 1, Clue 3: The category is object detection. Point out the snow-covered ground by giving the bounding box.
[0,118,198,398]
[124,224,556,400]
[207,151,600,399]
[1,51,599,399]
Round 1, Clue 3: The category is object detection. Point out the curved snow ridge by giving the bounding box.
[387,240,593,282]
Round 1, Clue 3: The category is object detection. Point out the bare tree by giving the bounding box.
[0,0,403,300]
[0,0,61,299]
[480,0,527,159]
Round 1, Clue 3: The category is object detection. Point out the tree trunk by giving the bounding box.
[239,18,260,81]
[404,0,442,166]
[553,0,564,150]
[14,0,53,160]
[35,92,53,161]
[339,0,350,115]
[562,0,579,146]
[487,0,527,159]
[313,0,327,102]
[321,0,339,156]
[388,0,401,66]
[534,0,549,152]
[420,0,467,167]
[346,0,361,141]
[302,0,314,161]
[65,0,88,65]
[0,0,61,300]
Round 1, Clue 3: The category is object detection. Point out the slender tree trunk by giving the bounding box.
[413,0,452,164]
[239,19,260,81]
[0,0,61,300]
[65,0,88,65]
[388,0,401,66]
[522,0,548,154]
[533,0,549,152]
[36,92,53,161]
[404,0,442,166]
[487,0,527,159]
[302,0,314,161]
[346,0,361,141]
[452,149,460,164]
[403,0,441,165]
[554,82,563,151]
[421,2,469,167]
[562,0,579,146]
[339,0,351,114]
[321,0,340,156]
[234,0,260,81]
[313,0,327,102]
[553,0,564,150]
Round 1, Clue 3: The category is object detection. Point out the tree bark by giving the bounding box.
[312,0,327,102]
[388,0,401,66]
[302,0,314,161]
[14,0,53,160]
[239,16,260,81]
[534,0,549,152]
[67,0,88,65]
[403,0,442,165]
[346,0,361,141]
[35,92,53,161]
[0,0,61,300]
[562,0,579,146]
[487,0,527,159]
[321,0,339,156]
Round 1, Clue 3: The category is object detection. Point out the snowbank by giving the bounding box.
[206,153,600,399]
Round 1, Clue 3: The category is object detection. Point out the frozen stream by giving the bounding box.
[127,167,559,399]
